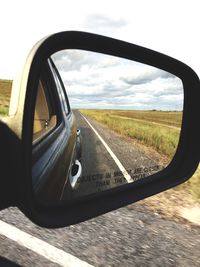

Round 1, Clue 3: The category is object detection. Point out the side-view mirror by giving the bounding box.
[0,31,199,227]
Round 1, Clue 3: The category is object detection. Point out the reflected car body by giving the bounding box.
[32,58,82,205]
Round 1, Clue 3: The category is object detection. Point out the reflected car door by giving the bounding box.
[32,59,77,206]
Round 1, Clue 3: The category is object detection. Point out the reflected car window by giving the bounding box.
[33,79,57,143]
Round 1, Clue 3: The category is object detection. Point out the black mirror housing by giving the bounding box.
[1,31,199,228]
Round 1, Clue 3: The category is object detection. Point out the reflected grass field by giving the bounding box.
[80,108,200,199]
[80,109,182,159]
[108,109,182,128]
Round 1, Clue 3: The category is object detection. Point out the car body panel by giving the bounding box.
[32,58,82,205]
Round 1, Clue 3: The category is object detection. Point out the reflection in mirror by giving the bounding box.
[32,50,183,206]
[33,80,57,143]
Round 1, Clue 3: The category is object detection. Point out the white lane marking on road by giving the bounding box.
[0,220,93,267]
[81,114,133,183]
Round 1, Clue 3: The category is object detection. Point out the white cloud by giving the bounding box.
[83,14,127,34]
[52,49,183,110]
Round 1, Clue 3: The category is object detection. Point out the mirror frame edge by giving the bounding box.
[15,31,200,228]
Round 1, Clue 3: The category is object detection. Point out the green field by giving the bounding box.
[0,79,12,115]
[80,109,182,159]
[80,109,200,200]
[107,109,182,128]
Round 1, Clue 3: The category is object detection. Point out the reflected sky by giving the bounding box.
[52,50,183,111]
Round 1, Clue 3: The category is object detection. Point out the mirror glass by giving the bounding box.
[32,50,183,206]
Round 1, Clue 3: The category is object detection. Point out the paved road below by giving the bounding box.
[0,203,200,266]
[70,110,163,200]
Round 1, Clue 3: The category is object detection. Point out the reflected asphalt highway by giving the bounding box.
[71,110,161,199]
